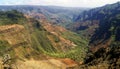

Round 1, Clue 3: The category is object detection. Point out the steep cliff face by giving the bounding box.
[71,2,120,50]
[72,2,120,69]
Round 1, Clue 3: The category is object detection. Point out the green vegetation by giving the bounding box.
[31,29,56,53]
[48,46,88,61]
[61,31,88,46]
[27,17,89,61]
[0,10,89,62]
[0,10,27,25]
[46,31,88,61]
[0,40,15,59]
[0,40,10,55]
[30,24,88,61]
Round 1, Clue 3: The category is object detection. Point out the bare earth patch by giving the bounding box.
[15,58,77,69]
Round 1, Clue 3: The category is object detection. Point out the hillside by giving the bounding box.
[0,10,88,69]
[71,2,120,49]
[0,2,120,69]
[70,2,120,69]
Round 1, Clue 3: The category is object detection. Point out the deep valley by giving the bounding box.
[0,2,120,69]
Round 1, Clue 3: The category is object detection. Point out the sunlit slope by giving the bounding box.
[0,10,88,62]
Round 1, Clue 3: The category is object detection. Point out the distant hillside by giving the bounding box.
[0,6,88,27]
